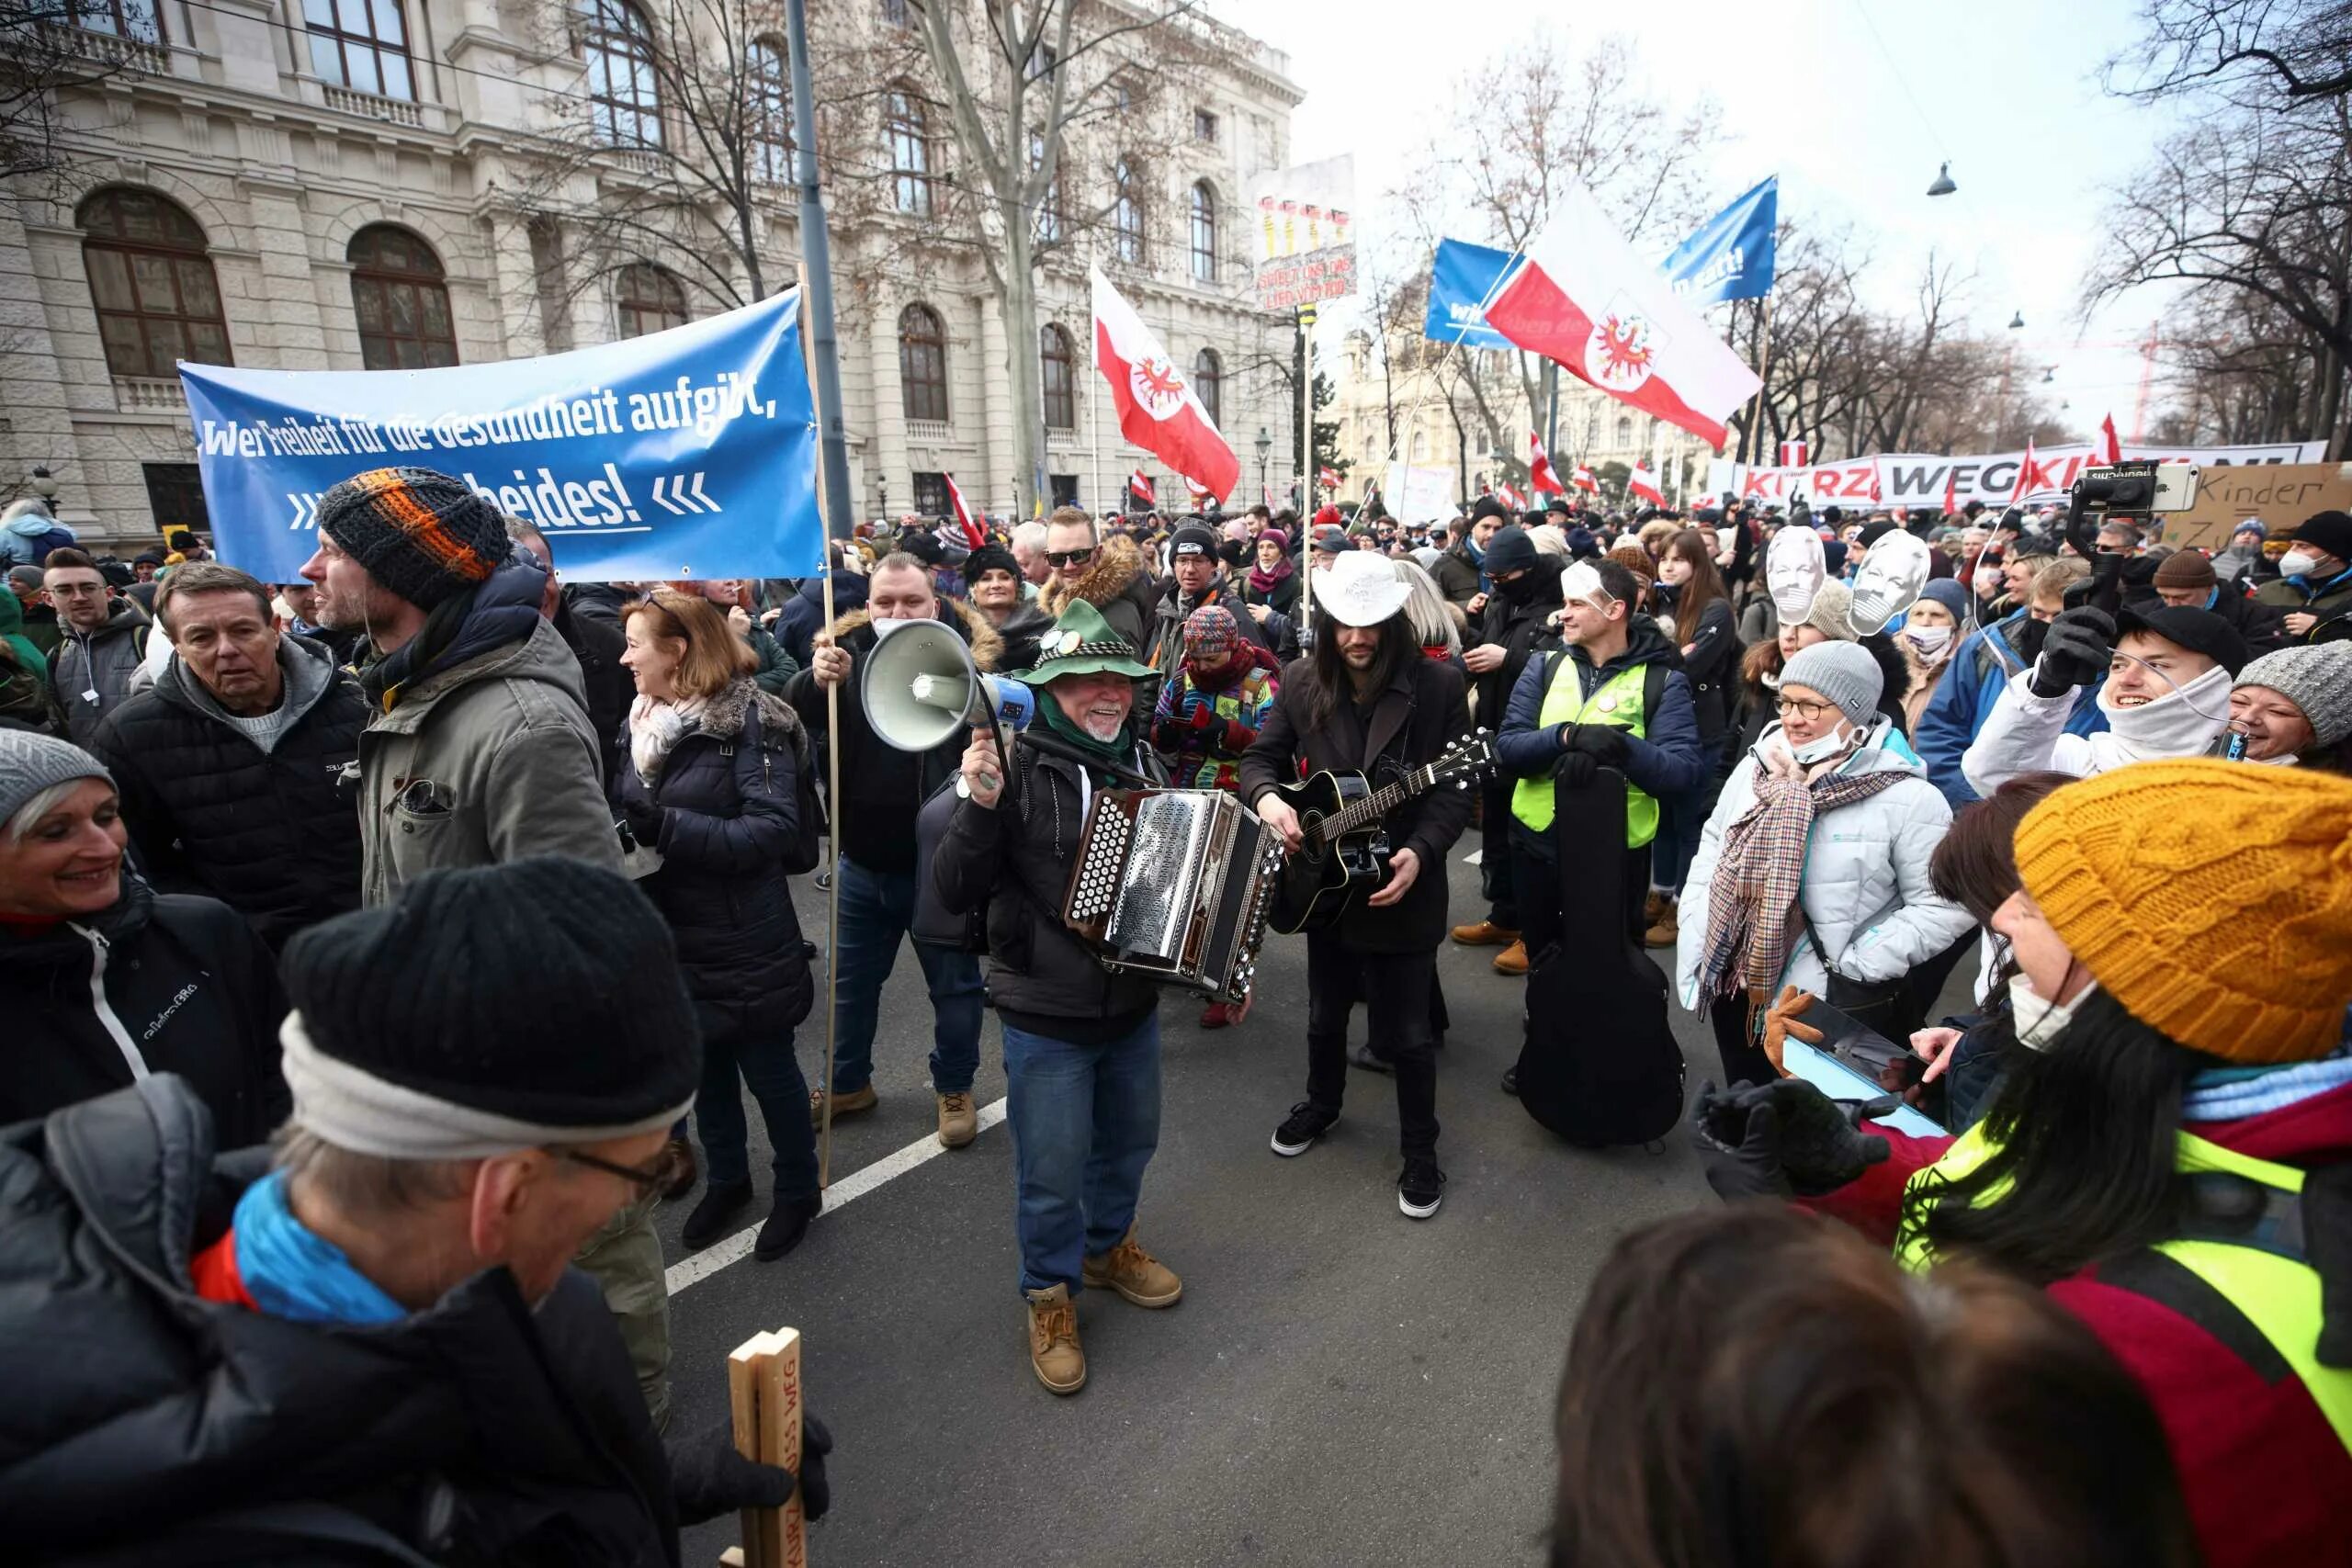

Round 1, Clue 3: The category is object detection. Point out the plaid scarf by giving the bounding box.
[1695,747,1907,1010]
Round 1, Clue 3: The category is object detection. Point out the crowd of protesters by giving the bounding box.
[6,464,2352,1564]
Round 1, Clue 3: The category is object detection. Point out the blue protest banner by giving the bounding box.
[1661,175,1778,304]
[179,288,822,584]
[1422,238,1518,351]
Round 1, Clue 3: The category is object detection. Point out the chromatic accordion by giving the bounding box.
[1060,787,1283,1003]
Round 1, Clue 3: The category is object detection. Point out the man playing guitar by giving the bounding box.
[1238,552,1473,1218]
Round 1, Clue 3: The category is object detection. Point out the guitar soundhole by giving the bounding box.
[1299,813,1326,861]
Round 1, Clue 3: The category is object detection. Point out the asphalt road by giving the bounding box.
[656,847,1722,1567]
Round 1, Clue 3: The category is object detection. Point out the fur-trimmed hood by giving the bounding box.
[1040,535,1146,620]
[697,673,809,747]
[820,595,1003,673]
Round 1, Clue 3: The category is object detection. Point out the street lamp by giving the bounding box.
[28,467,58,504]
[1254,426,1272,495]
[877,476,888,518]
[1927,162,1957,197]
[2007,311,2025,331]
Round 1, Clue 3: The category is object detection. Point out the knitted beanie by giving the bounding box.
[2234,643,2352,749]
[314,467,513,611]
[2013,760,2352,1063]
[1183,603,1240,665]
[2153,550,2216,591]
[281,857,700,1127]
[0,730,112,832]
[1803,581,1861,643]
[1916,579,1969,621]
[1781,640,1884,727]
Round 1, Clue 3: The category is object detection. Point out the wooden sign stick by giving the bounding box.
[720,1327,808,1568]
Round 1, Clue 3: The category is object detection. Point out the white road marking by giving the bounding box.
[664,1097,1009,1296]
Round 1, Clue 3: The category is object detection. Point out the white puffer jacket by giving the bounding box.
[1675,719,1975,1010]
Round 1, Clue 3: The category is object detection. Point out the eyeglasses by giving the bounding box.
[1774,695,1837,722]
[542,1144,678,1192]
[1046,547,1096,568]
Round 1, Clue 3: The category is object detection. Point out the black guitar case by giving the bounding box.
[1514,768,1687,1146]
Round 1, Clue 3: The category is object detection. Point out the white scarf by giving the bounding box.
[628,693,706,785]
[2086,663,2232,770]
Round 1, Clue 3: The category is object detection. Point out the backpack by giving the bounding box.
[22,526,76,565]
[735,699,827,874]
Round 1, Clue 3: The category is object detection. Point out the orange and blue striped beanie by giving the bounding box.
[314,467,510,610]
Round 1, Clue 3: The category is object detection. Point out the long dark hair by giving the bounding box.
[1302,613,1412,732]
[1904,988,2207,1284]
[1665,528,1727,646]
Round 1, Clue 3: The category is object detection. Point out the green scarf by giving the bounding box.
[1037,695,1132,769]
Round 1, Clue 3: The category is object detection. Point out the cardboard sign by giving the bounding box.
[2164,461,2352,551]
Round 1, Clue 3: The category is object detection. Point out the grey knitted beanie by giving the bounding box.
[2234,643,2352,749]
[1781,640,1885,728]
[0,730,113,834]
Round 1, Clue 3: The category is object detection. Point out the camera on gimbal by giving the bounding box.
[2072,459,2199,526]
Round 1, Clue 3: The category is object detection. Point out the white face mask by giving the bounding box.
[1904,625,1953,659]
[2007,972,2098,1050]
[2279,549,2321,578]
[1789,721,1856,764]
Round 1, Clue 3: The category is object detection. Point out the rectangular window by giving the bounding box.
[143,462,209,533]
[1049,473,1079,508]
[911,471,952,516]
[1193,108,1217,143]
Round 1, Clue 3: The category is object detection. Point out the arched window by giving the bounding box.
[79,188,231,378]
[616,263,687,339]
[887,89,932,215]
[1113,157,1144,265]
[747,38,792,183]
[349,224,457,368]
[1411,428,1429,462]
[65,0,164,41]
[1040,324,1075,431]
[899,302,948,423]
[1188,182,1216,283]
[304,0,413,99]
[581,0,661,148]
[1193,347,1222,427]
[1614,415,1633,448]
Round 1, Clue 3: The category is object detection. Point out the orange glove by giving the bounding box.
[1760,984,1824,1076]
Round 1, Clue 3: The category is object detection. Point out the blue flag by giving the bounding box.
[179,288,823,584]
[1422,239,1519,351]
[1660,176,1778,304]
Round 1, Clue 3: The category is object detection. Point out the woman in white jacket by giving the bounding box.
[1677,640,1975,1088]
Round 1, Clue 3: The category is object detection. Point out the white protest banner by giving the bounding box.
[1383,462,1458,526]
[1723,440,2324,512]
[1250,156,1356,311]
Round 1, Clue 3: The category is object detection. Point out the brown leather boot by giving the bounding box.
[1492,938,1530,976]
[1645,902,1679,949]
[1081,1224,1184,1308]
[1450,919,1519,946]
[1643,889,1669,927]
[1025,1284,1086,1394]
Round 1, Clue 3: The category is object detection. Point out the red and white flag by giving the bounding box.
[1779,439,1808,468]
[1092,267,1239,499]
[1941,468,1958,518]
[2099,412,2122,465]
[1481,180,1763,448]
[1628,460,1665,507]
[1183,475,1213,501]
[1494,481,1524,510]
[941,472,983,547]
[1528,433,1566,496]
[1128,468,1155,505]
[1317,465,1341,491]
[1571,464,1599,494]
[2008,439,2037,505]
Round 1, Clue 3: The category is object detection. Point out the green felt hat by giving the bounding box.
[1014,596,1155,685]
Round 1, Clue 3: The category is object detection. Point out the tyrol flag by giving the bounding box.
[1571,464,1599,494]
[1528,433,1565,496]
[1128,469,1155,505]
[1092,267,1239,500]
[2100,412,2122,465]
[1183,475,1213,501]
[1317,465,1341,491]
[1481,179,1763,449]
[1628,461,1665,507]
[941,472,982,547]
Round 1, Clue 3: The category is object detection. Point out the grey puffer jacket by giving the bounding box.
[1675,718,1973,1009]
[54,596,152,746]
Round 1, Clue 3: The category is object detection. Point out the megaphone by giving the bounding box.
[861,618,1035,752]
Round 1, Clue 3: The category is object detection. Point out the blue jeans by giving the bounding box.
[1654,734,1728,897]
[824,855,984,1095]
[697,1025,819,1201]
[1001,1013,1161,1296]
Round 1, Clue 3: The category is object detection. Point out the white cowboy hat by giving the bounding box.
[1317,549,1413,627]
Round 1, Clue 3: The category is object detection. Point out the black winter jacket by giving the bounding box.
[88,635,365,951]
[933,741,1159,1040]
[0,876,287,1148]
[612,678,814,1044]
[786,601,1001,874]
[1237,652,1474,953]
[0,1076,680,1567]
[1472,556,1565,719]
[558,597,634,789]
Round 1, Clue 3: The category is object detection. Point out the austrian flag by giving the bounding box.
[941,472,982,547]
[1129,469,1154,504]
[1317,465,1341,491]
[1528,433,1565,496]
[1481,179,1763,449]
[1628,460,1664,507]
[1571,464,1598,494]
[1091,267,1240,500]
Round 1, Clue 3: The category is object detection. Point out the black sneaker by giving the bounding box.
[681,1179,753,1248]
[1270,1101,1338,1156]
[1397,1156,1446,1219]
[753,1192,825,1262]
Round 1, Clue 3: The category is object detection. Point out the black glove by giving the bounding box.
[666,1414,832,1527]
[1690,1077,1893,1198]
[1551,750,1598,789]
[620,795,663,850]
[1566,723,1631,768]
[2029,606,2115,698]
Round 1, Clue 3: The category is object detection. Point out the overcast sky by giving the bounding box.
[1232,0,2183,445]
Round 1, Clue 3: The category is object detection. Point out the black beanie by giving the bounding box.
[282,858,701,1127]
[1484,525,1539,578]
[962,544,1018,587]
[1471,494,1511,525]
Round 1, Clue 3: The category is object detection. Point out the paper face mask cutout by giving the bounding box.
[1847,530,1932,637]
[1766,525,1826,624]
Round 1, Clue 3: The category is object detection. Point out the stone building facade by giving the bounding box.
[2,0,1303,553]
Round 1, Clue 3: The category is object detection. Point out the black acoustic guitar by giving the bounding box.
[1265,732,1497,934]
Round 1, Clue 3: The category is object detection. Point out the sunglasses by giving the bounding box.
[543,1144,679,1192]
[1046,547,1096,567]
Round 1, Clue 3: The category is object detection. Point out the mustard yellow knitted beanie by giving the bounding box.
[2012,759,2352,1063]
